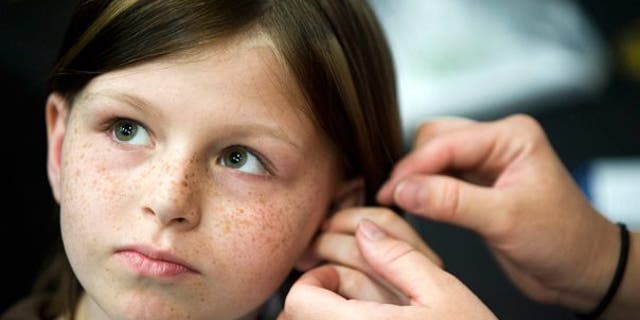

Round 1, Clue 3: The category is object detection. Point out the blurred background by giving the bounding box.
[1,0,639,318]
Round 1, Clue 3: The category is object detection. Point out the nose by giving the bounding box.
[143,157,202,230]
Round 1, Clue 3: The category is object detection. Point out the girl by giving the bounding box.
[2,0,438,319]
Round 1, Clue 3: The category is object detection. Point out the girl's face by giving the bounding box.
[46,37,350,320]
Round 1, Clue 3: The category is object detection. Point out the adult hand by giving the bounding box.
[377,115,626,315]
[295,207,442,304]
[279,219,497,320]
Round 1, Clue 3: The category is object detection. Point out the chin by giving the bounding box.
[101,293,258,320]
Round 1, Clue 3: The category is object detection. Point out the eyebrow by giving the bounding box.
[217,123,304,152]
[98,91,162,119]
[85,90,303,151]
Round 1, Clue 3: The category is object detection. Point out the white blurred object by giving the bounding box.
[369,0,609,144]
[588,158,640,230]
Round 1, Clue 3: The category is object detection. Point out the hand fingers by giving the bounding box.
[355,219,453,306]
[310,232,410,302]
[355,219,497,318]
[284,222,498,319]
[282,265,404,320]
[322,207,442,266]
[377,124,499,204]
[332,264,406,304]
[413,117,476,147]
[378,114,545,205]
[313,233,369,273]
[390,174,506,237]
[281,265,351,319]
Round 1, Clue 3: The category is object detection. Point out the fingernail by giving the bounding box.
[395,180,424,211]
[359,219,386,241]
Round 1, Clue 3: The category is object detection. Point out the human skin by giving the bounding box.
[282,115,639,319]
[378,116,640,319]
[279,219,497,320]
[294,207,443,304]
[45,36,356,320]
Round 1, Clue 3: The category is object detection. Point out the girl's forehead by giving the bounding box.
[72,35,327,153]
[80,34,301,109]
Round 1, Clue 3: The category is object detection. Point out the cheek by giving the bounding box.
[209,184,330,281]
[58,133,132,261]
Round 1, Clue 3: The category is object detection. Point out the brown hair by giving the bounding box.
[41,0,402,317]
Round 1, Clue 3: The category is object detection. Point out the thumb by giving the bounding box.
[356,219,498,319]
[355,219,448,306]
[392,174,505,237]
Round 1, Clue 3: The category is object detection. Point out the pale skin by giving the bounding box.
[43,23,632,320]
[282,115,639,319]
[378,115,640,319]
[45,35,366,320]
[280,217,498,320]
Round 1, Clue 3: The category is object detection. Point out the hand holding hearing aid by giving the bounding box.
[377,115,639,319]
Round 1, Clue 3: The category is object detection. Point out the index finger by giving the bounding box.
[323,207,442,266]
[284,265,392,320]
[378,124,499,204]
[413,117,476,147]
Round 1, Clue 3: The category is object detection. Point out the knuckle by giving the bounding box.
[339,270,365,292]
[375,208,401,226]
[503,114,549,153]
[416,121,435,137]
[379,240,417,266]
[505,114,545,138]
[431,178,461,221]
[414,121,439,146]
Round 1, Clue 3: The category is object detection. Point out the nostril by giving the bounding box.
[143,207,155,216]
[175,217,187,223]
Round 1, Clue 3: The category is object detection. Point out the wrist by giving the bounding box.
[575,223,630,319]
[556,217,620,312]
[598,230,639,320]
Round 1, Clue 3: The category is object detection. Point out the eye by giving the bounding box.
[111,119,151,146]
[219,146,268,175]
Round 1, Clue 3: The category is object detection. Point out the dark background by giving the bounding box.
[1,1,638,319]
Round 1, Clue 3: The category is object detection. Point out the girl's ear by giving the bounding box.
[294,177,365,271]
[330,177,365,210]
[46,92,69,203]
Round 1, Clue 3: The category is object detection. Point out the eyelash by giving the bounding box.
[102,117,275,176]
[104,117,152,142]
[221,145,275,176]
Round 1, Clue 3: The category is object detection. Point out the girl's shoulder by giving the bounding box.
[1,294,52,320]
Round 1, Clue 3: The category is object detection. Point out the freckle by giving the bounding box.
[223,219,230,235]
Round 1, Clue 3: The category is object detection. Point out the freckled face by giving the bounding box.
[51,39,340,320]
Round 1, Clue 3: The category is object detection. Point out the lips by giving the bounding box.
[115,245,199,278]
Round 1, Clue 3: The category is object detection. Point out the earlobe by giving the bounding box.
[45,92,69,203]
